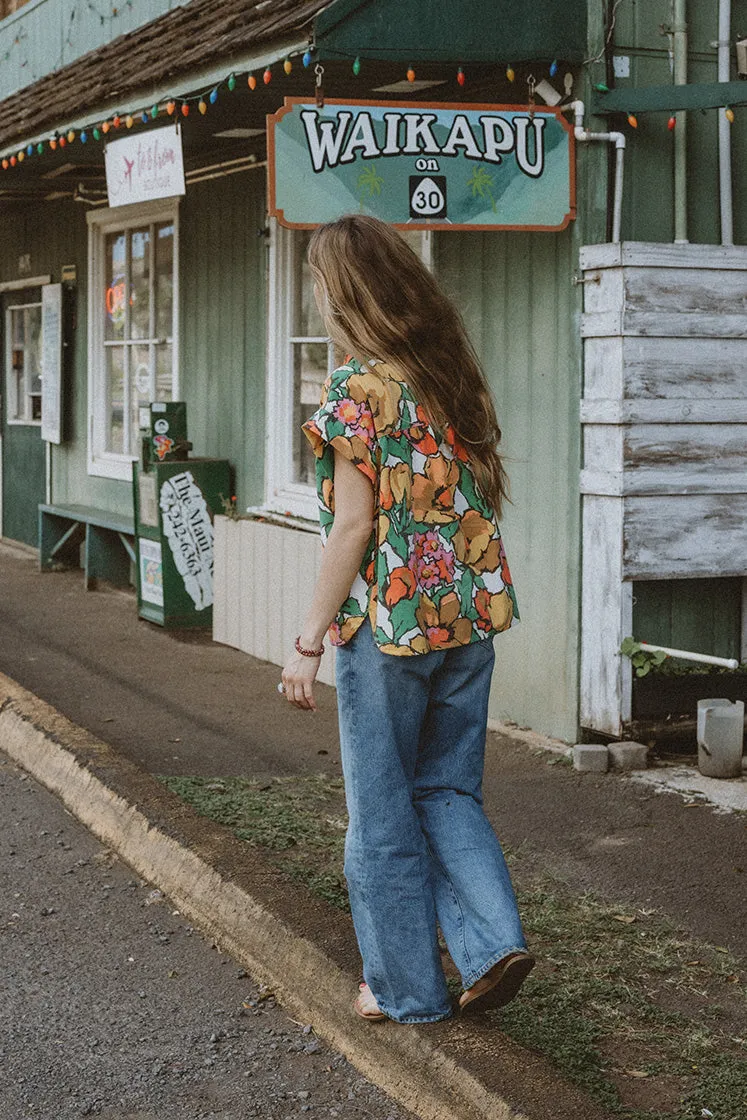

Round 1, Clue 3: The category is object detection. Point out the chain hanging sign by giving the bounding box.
[267,98,575,231]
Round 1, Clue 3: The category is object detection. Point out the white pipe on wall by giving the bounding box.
[718,0,734,245]
[673,0,688,243]
[570,101,626,242]
[639,642,740,670]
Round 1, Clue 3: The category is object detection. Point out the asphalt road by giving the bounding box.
[0,751,407,1120]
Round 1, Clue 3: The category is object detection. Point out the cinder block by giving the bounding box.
[608,741,648,771]
[572,744,609,772]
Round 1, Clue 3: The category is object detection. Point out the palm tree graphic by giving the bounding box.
[357,163,384,208]
[467,166,497,213]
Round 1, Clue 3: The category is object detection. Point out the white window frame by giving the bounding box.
[5,299,43,426]
[87,198,180,481]
[265,220,433,522]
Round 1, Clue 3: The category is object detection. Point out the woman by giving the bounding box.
[281,214,533,1024]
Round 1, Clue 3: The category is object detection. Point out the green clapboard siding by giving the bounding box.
[179,169,267,510]
[436,227,581,741]
[0,0,181,100]
[1,422,45,545]
[633,580,743,663]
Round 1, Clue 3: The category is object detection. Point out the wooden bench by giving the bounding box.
[39,503,136,590]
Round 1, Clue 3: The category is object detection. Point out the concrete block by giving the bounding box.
[572,744,609,772]
[608,741,648,771]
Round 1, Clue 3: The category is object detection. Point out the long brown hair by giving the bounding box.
[307,214,509,518]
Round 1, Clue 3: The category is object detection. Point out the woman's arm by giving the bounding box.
[281,449,375,711]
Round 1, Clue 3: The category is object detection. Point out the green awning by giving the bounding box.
[315,0,587,65]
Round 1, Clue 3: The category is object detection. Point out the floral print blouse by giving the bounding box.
[302,357,519,655]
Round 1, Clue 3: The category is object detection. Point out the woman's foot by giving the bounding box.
[459,951,535,1012]
[353,981,387,1021]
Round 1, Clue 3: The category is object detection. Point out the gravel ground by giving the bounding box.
[0,752,407,1120]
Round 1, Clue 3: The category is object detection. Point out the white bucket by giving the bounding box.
[696,699,745,779]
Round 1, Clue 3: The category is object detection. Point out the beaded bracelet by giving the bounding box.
[295,635,325,658]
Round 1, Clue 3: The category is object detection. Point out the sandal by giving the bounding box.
[459,951,535,1012]
[353,981,387,1022]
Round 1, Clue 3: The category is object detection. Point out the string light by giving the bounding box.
[80,130,88,143]
[36,142,43,154]
[352,55,361,76]
[209,87,218,104]
[263,66,272,84]
[407,65,415,82]
[198,98,207,115]
[125,113,133,128]
[506,65,515,81]
[594,82,610,93]
[228,73,236,92]
[112,114,120,128]
[181,102,189,117]
[549,59,558,77]
[1,159,7,169]
[725,106,735,123]
[283,58,292,75]
[150,104,158,118]
[248,74,257,90]
[18,149,25,161]
[10,154,16,165]
[93,127,101,140]
[457,67,465,86]
[140,111,148,124]
[26,143,33,156]
[627,113,638,128]
[58,136,66,147]
[303,49,312,67]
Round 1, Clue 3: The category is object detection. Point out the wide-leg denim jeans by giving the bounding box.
[336,622,528,1024]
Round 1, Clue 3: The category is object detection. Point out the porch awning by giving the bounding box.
[315,0,588,65]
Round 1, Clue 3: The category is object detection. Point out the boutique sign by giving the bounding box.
[267,98,574,231]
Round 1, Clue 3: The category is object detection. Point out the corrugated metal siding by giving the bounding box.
[612,0,747,246]
[180,169,267,509]
[436,229,581,741]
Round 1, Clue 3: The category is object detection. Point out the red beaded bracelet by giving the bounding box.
[295,635,325,658]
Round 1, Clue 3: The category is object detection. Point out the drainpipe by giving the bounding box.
[673,0,688,243]
[570,101,626,243]
[718,0,734,245]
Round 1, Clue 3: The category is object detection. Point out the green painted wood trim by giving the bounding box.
[591,81,747,115]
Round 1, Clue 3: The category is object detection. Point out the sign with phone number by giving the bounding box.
[267,98,575,232]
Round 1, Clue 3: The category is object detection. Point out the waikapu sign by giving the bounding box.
[105,125,186,208]
[268,98,575,231]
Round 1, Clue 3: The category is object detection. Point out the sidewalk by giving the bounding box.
[1,542,746,1119]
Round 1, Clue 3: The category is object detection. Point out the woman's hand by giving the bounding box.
[281,650,321,711]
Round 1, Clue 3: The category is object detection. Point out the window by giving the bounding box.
[87,201,178,479]
[265,222,432,521]
[5,300,42,424]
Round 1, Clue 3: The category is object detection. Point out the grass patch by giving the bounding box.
[160,773,747,1119]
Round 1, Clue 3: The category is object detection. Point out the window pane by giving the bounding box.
[293,342,328,485]
[105,233,126,341]
[130,343,152,455]
[155,223,174,340]
[155,343,173,401]
[25,306,42,395]
[106,346,126,454]
[296,230,326,338]
[130,228,151,340]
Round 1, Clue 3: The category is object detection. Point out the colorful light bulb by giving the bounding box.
[1,158,8,169]
[166,101,175,116]
[726,106,735,123]
[506,65,515,82]
[125,114,133,128]
[303,50,312,68]
[10,154,16,165]
[248,74,257,90]
[209,87,218,104]
[457,67,465,86]
[102,120,111,134]
[549,59,558,77]
[80,130,87,143]
[150,104,158,118]
[141,111,149,124]
[627,113,638,128]
[263,67,272,84]
[668,115,676,131]
[283,58,292,75]
[352,55,361,76]
[49,138,57,150]
[58,136,66,148]
[406,65,415,82]
[36,142,43,154]
[198,99,207,115]
[112,114,120,128]
[181,102,189,117]
[17,149,24,161]
[26,143,33,155]
[228,73,236,92]
[93,127,101,140]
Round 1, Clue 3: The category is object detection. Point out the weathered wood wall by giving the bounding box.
[580,242,747,735]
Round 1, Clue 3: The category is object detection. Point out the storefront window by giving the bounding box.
[88,203,178,480]
[266,222,431,521]
[5,302,42,423]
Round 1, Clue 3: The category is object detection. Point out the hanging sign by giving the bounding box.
[104,125,185,208]
[268,98,575,231]
[41,283,63,444]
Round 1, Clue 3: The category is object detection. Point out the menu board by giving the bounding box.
[41,283,63,444]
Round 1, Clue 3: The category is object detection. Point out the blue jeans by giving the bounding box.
[336,623,528,1024]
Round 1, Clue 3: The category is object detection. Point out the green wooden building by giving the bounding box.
[0,0,745,742]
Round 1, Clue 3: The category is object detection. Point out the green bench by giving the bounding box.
[39,503,136,590]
